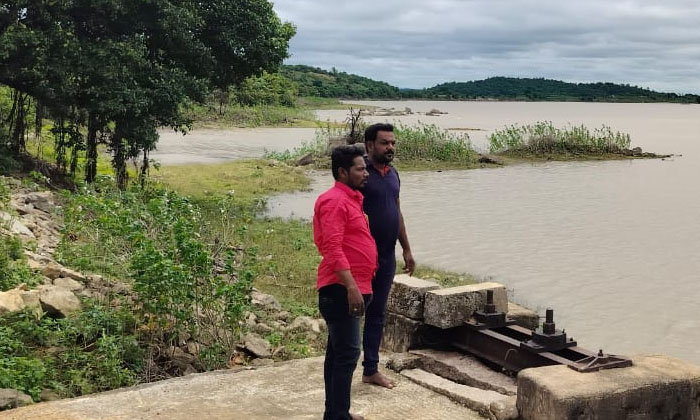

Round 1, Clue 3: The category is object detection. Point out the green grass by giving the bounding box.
[153,159,310,205]
[183,102,318,129]
[489,121,632,155]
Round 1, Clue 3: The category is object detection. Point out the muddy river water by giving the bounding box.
[157,101,700,364]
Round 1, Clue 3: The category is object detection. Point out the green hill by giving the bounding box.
[280,66,699,103]
[405,77,700,103]
[281,65,401,98]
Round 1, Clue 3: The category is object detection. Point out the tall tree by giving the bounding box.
[0,0,295,186]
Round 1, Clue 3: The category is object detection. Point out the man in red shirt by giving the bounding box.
[314,145,377,420]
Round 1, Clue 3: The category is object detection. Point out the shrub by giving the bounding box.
[58,181,254,374]
[394,122,474,163]
[489,121,632,154]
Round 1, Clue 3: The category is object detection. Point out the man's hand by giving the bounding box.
[402,249,416,276]
[346,286,365,317]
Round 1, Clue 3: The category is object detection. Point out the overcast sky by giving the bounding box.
[272,0,700,94]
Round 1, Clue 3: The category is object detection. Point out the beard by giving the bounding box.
[375,151,394,164]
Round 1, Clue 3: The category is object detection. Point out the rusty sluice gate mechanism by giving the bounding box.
[453,290,632,373]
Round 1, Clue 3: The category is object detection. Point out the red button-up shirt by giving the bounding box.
[313,181,378,294]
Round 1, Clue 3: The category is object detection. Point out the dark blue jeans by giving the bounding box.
[319,284,370,420]
[362,255,396,376]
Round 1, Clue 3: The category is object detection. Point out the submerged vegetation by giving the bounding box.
[265,122,479,170]
[489,121,632,155]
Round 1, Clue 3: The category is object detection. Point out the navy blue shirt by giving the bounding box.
[362,158,400,258]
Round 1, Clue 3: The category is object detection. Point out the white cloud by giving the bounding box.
[273,0,700,93]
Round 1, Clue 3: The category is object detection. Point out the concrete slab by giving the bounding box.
[410,349,517,395]
[386,274,440,319]
[381,312,445,353]
[402,369,517,419]
[507,302,539,330]
[517,354,700,420]
[424,282,508,329]
[1,356,487,420]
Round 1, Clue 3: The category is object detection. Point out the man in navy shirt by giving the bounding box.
[361,123,416,389]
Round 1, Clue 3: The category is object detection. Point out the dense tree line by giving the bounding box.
[268,68,699,103]
[404,77,700,103]
[0,0,294,187]
[280,65,401,99]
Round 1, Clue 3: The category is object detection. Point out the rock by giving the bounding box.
[40,262,85,282]
[424,282,508,329]
[490,398,519,420]
[24,191,55,213]
[250,358,274,367]
[10,200,34,215]
[632,146,643,156]
[295,153,314,166]
[182,364,198,376]
[186,340,200,356]
[26,258,44,271]
[386,274,441,319]
[0,211,36,238]
[167,346,196,366]
[39,389,60,402]
[58,266,86,282]
[288,316,321,334]
[40,262,64,279]
[53,277,84,292]
[245,312,258,328]
[251,290,281,311]
[517,354,700,420]
[326,135,348,154]
[254,323,273,334]
[276,311,291,321]
[19,289,42,317]
[243,334,271,358]
[385,353,422,373]
[0,288,26,315]
[0,389,34,410]
[39,286,81,317]
[272,346,287,359]
[507,302,539,330]
[477,154,504,165]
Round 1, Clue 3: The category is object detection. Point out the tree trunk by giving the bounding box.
[111,121,128,190]
[85,113,98,183]
[10,91,27,154]
[139,149,149,187]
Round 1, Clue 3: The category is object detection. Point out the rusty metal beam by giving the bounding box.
[450,324,597,373]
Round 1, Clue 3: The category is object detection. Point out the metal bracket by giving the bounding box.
[464,289,516,330]
[569,350,633,373]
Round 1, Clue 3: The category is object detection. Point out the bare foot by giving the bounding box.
[362,371,396,389]
[350,414,365,420]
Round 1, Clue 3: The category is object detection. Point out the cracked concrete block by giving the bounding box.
[410,349,517,395]
[424,282,507,329]
[517,354,700,420]
[402,368,517,419]
[386,274,441,319]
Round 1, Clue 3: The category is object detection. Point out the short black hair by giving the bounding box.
[331,145,364,180]
[364,123,394,143]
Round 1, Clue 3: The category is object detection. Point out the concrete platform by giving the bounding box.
[0,356,487,420]
[517,354,700,420]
